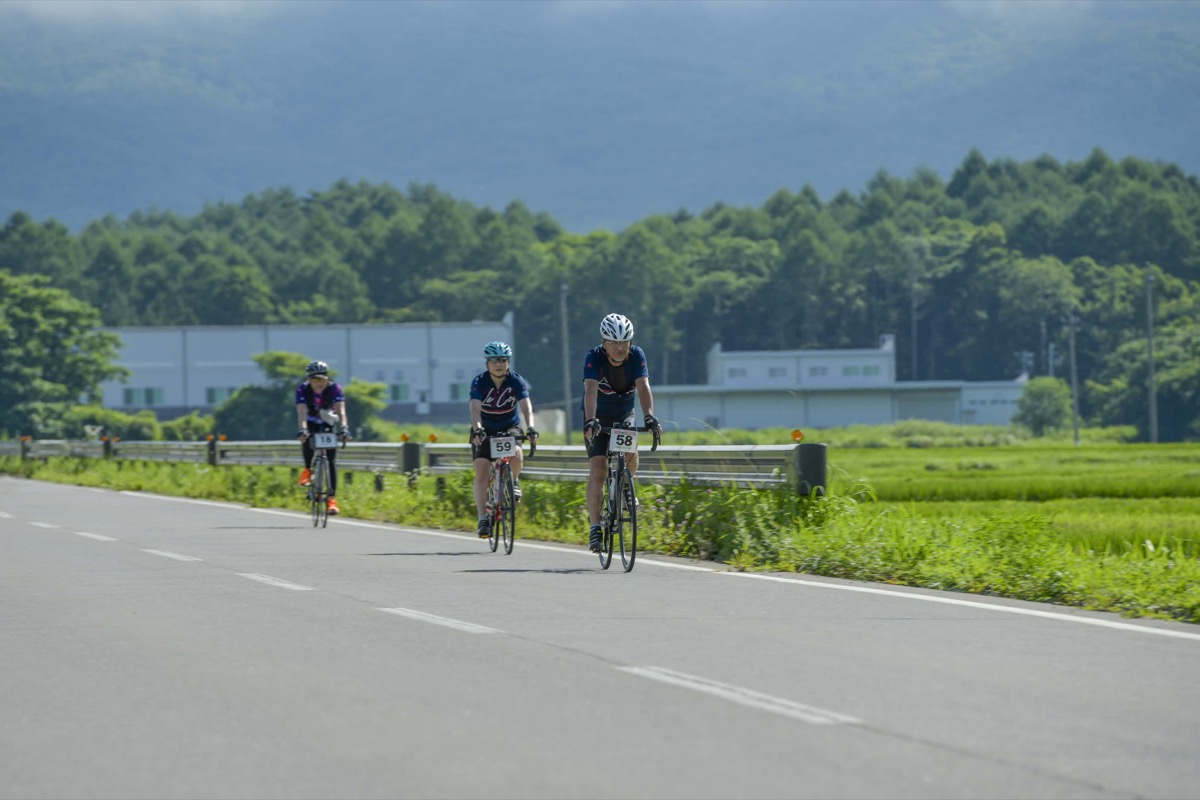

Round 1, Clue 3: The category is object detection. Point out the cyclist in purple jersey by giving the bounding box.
[468,341,539,537]
[294,360,352,516]
[581,313,662,552]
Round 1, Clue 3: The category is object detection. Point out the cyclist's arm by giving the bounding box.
[635,376,655,423]
[469,398,484,429]
[633,376,662,431]
[582,379,599,421]
[582,379,600,439]
[333,400,349,431]
[518,397,534,431]
[296,402,309,431]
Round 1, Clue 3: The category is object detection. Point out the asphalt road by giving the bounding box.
[2,477,1198,800]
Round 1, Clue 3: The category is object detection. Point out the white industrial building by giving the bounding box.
[100,322,1024,430]
[649,336,1025,430]
[99,316,513,423]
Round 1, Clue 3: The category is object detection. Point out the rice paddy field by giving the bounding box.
[828,443,1200,558]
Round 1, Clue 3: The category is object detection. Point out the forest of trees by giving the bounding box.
[2,148,1199,440]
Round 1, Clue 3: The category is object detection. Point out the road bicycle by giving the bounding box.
[305,425,346,528]
[596,423,659,572]
[481,431,535,554]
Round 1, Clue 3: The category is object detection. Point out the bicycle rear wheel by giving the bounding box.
[313,457,329,528]
[618,470,637,572]
[500,467,516,555]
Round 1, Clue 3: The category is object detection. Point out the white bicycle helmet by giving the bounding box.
[305,360,330,378]
[599,313,634,341]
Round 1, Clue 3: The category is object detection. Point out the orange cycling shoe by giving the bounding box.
[327,498,341,515]
[298,468,312,486]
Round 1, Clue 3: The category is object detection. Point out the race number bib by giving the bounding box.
[490,436,516,459]
[608,429,638,454]
[311,432,339,449]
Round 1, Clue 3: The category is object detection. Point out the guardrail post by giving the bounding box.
[102,438,114,459]
[20,437,31,460]
[206,437,218,467]
[401,441,423,487]
[401,442,422,473]
[791,442,827,497]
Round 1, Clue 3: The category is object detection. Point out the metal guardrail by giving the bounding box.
[2,438,828,494]
[425,443,795,487]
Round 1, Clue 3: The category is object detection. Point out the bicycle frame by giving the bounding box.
[595,424,659,572]
[480,431,535,555]
[306,428,345,528]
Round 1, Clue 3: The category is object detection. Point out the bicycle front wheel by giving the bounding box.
[312,457,329,528]
[618,470,637,572]
[500,466,516,555]
[487,467,501,552]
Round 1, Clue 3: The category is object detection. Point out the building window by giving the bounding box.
[864,365,880,376]
[390,383,410,402]
[727,368,747,378]
[808,366,828,377]
[123,388,164,406]
[843,365,862,376]
[449,383,471,401]
[768,367,787,378]
[206,387,237,404]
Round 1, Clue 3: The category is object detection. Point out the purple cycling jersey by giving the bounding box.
[295,381,345,425]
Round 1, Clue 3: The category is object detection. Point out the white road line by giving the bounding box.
[618,666,861,725]
[29,521,59,528]
[142,548,204,562]
[101,490,1200,641]
[238,573,316,591]
[378,607,500,634]
[720,572,1200,642]
[121,492,235,509]
[0,511,12,518]
[75,531,117,541]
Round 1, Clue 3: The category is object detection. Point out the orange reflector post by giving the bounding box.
[791,429,805,442]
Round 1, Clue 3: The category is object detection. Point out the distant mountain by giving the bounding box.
[1,0,1198,233]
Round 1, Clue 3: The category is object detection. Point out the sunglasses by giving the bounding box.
[487,357,510,364]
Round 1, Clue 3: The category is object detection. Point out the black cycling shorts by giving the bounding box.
[472,426,523,461]
[585,413,636,459]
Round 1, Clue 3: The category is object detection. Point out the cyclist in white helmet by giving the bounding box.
[581,313,662,552]
[468,341,538,538]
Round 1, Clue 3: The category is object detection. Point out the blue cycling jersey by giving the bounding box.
[581,345,649,418]
[469,370,530,431]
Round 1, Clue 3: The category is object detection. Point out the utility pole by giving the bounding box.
[1066,309,1081,446]
[560,278,573,445]
[906,235,926,381]
[1145,265,1158,443]
[1047,342,1056,378]
[911,272,918,380]
[1015,350,1033,378]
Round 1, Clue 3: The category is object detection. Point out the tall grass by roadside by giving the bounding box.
[3,450,1198,625]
